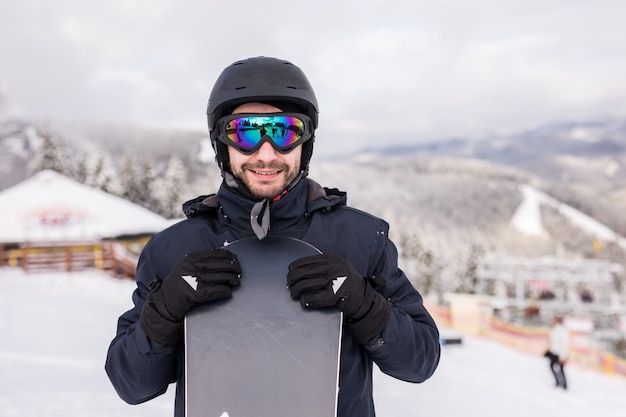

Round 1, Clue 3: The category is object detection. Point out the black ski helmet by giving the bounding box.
[206,56,319,175]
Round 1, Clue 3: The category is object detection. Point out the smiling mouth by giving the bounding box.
[251,169,281,176]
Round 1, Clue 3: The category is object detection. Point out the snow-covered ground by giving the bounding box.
[1,267,625,417]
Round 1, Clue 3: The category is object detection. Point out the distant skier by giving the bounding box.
[544,315,569,389]
[105,56,441,417]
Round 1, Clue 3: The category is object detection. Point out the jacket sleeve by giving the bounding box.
[105,248,180,404]
[364,237,441,383]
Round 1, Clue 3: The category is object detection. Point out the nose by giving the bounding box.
[254,140,279,161]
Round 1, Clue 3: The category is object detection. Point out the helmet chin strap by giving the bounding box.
[223,170,305,240]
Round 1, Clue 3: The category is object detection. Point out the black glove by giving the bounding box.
[287,254,391,344]
[140,248,241,345]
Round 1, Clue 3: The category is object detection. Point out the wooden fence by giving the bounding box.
[0,241,139,278]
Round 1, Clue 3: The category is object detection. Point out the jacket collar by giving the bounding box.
[182,178,346,239]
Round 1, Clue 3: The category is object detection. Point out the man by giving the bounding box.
[544,315,569,390]
[105,56,441,416]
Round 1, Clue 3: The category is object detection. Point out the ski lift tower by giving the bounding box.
[476,256,618,326]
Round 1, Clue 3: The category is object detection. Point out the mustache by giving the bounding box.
[242,162,289,171]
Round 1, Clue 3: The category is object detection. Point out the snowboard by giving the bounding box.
[184,237,342,417]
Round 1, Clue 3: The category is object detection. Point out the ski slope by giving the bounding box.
[511,184,626,251]
[1,267,625,417]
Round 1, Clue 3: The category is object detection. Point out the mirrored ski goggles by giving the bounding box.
[215,113,314,154]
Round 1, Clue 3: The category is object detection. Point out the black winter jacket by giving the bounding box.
[105,178,440,417]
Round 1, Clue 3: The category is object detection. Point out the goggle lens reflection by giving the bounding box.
[218,113,311,153]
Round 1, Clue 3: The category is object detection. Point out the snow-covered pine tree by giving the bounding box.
[83,146,122,196]
[119,152,144,205]
[136,154,159,210]
[75,151,90,184]
[28,128,72,176]
[153,155,188,219]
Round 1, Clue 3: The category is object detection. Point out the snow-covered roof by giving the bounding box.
[0,170,171,243]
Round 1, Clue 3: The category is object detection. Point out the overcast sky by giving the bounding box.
[2,0,626,156]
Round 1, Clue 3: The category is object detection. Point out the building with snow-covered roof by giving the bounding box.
[0,170,172,275]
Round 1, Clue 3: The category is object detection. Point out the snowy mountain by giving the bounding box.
[358,118,626,230]
[366,119,626,187]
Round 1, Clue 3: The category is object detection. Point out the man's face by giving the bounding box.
[227,102,303,200]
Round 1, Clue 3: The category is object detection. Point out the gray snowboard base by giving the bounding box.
[184,237,342,417]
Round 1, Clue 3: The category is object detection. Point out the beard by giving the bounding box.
[231,161,300,200]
